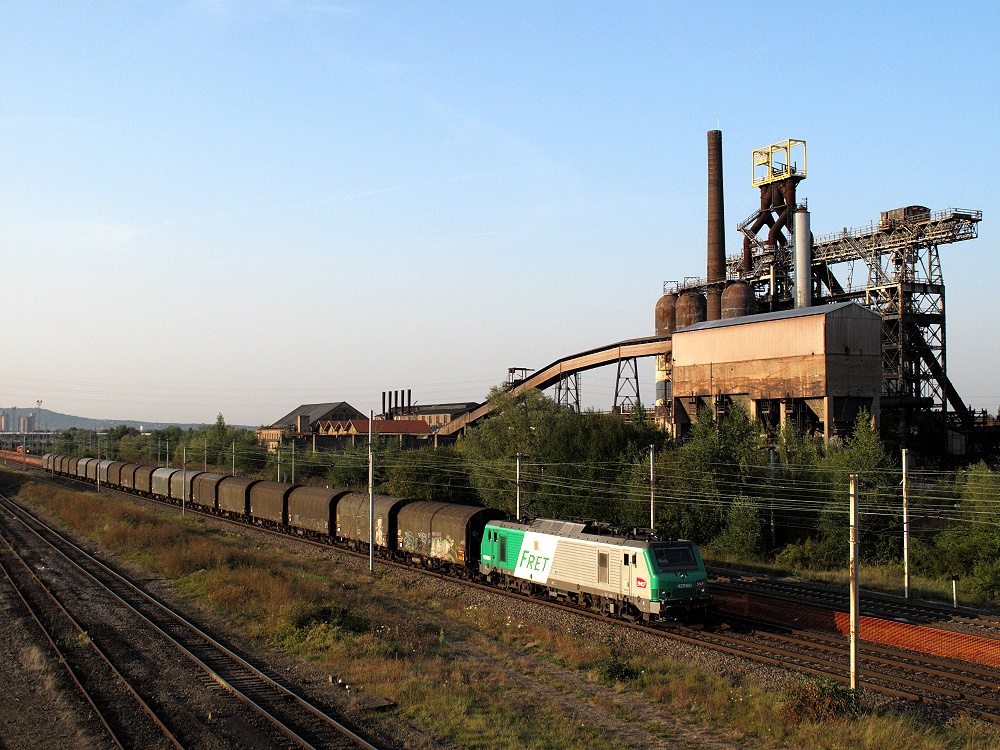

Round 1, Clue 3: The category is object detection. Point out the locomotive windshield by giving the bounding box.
[650,543,699,571]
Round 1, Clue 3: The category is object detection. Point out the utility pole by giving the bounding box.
[902,448,910,599]
[96,438,101,493]
[849,473,860,690]
[770,447,777,548]
[166,439,169,468]
[204,442,207,472]
[516,453,523,522]
[277,446,281,482]
[182,447,187,516]
[649,445,655,530]
[368,411,374,573]
[232,440,236,476]
[291,442,295,484]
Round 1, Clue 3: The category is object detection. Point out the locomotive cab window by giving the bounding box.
[650,543,698,572]
[499,535,507,563]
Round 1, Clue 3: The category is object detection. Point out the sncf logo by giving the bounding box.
[635,577,647,589]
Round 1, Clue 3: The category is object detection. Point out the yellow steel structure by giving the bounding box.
[752,138,807,187]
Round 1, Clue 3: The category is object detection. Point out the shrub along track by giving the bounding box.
[0,489,383,750]
[20,465,1000,728]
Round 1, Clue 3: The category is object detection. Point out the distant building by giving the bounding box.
[382,402,479,433]
[313,418,430,449]
[256,402,365,452]
[19,415,36,434]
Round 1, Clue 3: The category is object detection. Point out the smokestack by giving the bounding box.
[707,129,726,320]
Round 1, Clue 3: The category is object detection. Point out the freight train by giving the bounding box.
[42,454,711,621]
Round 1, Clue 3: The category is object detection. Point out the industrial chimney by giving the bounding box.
[706,130,726,320]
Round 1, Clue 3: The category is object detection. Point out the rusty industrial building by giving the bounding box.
[439,129,988,458]
[670,302,882,441]
[650,130,987,455]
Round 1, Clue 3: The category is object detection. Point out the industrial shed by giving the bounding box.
[670,302,881,441]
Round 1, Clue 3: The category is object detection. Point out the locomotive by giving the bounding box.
[43,453,710,622]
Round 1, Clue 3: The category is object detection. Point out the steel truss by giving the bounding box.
[716,207,981,436]
[613,358,640,415]
[554,372,581,412]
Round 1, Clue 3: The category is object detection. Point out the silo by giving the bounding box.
[675,292,707,329]
[654,291,678,413]
[654,291,678,336]
[722,281,754,319]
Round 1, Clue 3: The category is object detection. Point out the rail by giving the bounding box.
[0,489,382,750]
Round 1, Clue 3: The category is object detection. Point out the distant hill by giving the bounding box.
[1,407,252,433]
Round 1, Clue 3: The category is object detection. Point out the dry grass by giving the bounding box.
[18,476,1000,750]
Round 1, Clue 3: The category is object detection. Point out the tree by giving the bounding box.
[382,446,477,503]
[713,495,765,561]
[658,403,767,545]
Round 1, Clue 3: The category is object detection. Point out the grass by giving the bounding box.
[11,467,1000,750]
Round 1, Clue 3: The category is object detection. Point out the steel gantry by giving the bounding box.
[715,205,982,441]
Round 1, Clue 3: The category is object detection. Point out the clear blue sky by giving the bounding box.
[2,1,998,426]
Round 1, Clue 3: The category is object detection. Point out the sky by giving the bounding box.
[2,1,998,427]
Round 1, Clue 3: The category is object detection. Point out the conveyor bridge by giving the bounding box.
[437,336,672,436]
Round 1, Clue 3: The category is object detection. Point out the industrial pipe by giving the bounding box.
[794,207,812,308]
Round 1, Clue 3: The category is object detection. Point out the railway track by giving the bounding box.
[0,514,177,749]
[699,619,1000,720]
[709,569,1000,637]
[457,577,1000,722]
[14,464,1000,724]
[0,489,382,750]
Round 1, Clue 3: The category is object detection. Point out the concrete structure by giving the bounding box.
[385,402,479,433]
[668,302,881,442]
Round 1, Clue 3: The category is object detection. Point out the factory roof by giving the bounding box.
[316,419,431,436]
[404,402,480,416]
[676,301,877,333]
[270,402,365,429]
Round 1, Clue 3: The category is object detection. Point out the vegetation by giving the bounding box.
[53,414,268,475]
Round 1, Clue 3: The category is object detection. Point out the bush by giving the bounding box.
[712,496,765,560]
[594,628,638,683]
[774,536,842,571]
[780,678,860,722]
